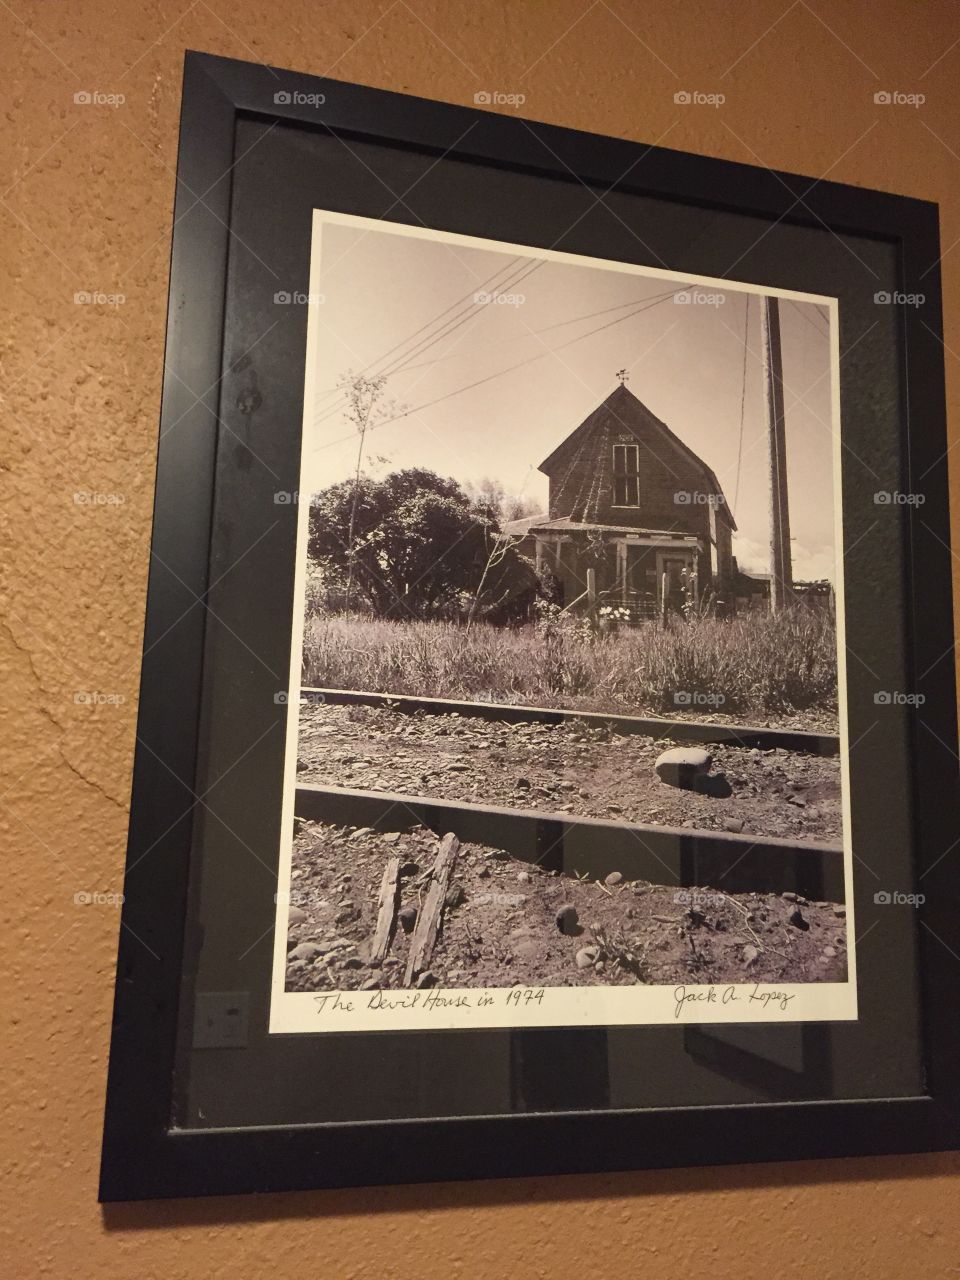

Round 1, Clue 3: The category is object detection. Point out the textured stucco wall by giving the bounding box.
[3,1,960,1276]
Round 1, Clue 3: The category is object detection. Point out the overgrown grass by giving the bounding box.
[301,608,838,727]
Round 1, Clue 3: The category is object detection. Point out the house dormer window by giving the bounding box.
[612,443,640,506]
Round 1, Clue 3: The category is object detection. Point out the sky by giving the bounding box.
[303,213,838,582]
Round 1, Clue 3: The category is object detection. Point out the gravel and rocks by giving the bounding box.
[296,702,842,842]
[284,821,849,993]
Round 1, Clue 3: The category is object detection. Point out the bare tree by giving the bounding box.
[339,371,401,608]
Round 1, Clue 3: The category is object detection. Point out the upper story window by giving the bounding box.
[612,443,640,506]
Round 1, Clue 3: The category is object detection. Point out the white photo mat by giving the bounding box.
[269,209,855,1034]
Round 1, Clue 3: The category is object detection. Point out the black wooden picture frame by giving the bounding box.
[99,50,960,1201]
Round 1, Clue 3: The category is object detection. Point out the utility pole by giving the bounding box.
[761,296,793,612]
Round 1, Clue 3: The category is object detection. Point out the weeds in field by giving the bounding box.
[300,609,838,723]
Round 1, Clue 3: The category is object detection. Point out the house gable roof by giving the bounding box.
[538,383,737,530]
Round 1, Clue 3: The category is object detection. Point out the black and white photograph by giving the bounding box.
[269,210,855,1033]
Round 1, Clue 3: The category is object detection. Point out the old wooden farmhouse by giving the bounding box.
[503,383,735,616]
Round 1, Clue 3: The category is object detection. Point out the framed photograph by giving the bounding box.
[99,50,960,1201]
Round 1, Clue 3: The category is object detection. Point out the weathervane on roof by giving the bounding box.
[615,368,629,385]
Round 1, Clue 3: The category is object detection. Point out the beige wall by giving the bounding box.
[3,1,959,1275]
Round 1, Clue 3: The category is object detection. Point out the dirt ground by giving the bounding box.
[296,702,843,843]
[284,821,849,992]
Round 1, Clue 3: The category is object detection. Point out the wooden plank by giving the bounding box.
[369,855,401,967]
[294,782,846,902]
[404,833,460,986]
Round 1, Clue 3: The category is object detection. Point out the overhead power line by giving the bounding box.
[786,297,830,337]
[398,285,685,376]
[313,254,538,423]
[313,284,694,455]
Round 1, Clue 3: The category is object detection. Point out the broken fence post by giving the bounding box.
[370,854,401,967]
[404,832,460,986]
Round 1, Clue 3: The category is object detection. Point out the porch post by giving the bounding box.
[616,541,627,602]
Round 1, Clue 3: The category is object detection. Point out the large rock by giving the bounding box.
[654,747,713,789]
[288,942,325,963]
